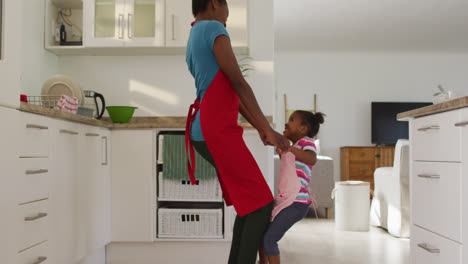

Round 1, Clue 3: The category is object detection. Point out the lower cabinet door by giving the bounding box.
[411,225,461,264]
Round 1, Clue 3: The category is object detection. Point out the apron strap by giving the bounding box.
[185,98,200,185]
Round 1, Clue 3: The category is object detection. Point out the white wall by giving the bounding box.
[275,51,468,181]
[0,0,22,107]
[20,0,59,97]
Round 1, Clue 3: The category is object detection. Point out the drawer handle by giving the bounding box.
[360,152,365,157]
[417,243,440,254]
[60,129,78,135]
[33,256,47,264]
[417,174,440,179]
[26,169,48,175]
[85,133,100,137]
[359,168,366,172]
[26,124,48,130]
[25,213,47,222]
[417,125,440,131]
[455,121,468,127]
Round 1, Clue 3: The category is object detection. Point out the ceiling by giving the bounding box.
[274,0,468,52]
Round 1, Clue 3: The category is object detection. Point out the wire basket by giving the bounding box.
[26,95,97,117]
[158,172,222,202]
[158,208,223,239]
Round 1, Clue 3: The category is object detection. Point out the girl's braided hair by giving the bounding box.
[295,111,325,138]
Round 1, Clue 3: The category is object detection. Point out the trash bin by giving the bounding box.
[332,181,370,231]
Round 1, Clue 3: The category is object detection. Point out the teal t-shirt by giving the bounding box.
[186,20,230,141]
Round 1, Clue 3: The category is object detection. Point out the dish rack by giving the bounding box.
[26,95,97,117]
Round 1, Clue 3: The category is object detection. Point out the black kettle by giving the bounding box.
[84,90,106,119]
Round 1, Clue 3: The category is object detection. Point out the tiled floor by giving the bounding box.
[278,218,410,264]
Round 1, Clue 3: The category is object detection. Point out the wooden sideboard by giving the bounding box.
[340,146,395,191]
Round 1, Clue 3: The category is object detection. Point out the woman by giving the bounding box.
[185,0,290,263]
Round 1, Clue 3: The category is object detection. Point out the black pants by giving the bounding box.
[192,141,273,264]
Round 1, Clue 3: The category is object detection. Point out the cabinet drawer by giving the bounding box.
[349,148,375,161]
[411,111,461,162]
[410,225,461,264]
[17,199,49,252]
[17,241,49,264]
[19,114,50,157]
[412,162,461,242]
[349,162,375,178]
[17,158,50,205]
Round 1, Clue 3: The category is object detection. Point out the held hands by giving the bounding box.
[259,128,290,152]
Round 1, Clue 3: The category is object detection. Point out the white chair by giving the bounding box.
[370,139,410,238]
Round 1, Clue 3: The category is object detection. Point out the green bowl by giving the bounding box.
[106,106,137,123]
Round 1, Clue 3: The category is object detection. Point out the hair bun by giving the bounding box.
[313,112,325,124]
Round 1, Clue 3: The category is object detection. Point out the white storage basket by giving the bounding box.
[158,208,223,239]
[158,172,222,201]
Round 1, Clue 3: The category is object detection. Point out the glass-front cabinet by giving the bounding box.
[84,0,164,47]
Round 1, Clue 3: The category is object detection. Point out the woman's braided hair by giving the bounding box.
[192,0,227,17]
[295,111,325,138]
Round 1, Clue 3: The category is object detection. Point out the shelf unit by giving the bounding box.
[154,130,232,241]
[45,0,84,50]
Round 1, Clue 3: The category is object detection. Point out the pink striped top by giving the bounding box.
[293,137,317,204]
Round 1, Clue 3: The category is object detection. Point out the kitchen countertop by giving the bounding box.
[397,96,468,121]
[19,103,272,129]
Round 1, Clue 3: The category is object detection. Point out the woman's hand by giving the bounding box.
[262,128,289,152]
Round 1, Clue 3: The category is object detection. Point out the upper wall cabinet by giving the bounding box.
[165,0,192,47]
[84,0,165,47]
[45,0,249,55]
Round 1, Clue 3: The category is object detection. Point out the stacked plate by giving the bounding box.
[41,75,84,107]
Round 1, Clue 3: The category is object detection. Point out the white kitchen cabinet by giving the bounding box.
[165,0,248,48]
[0,107,19,264]
[461,108,468,261]
[84,0,165,47]
[51,120,81,264]
[51,120,112,264]
[111,130,155,242]
[408,107,467,264]
[165,0,192,47]
[78,125,111,255]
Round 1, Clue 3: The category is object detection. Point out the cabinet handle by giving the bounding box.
[417,174,441,179]
[60,129,78,135]
[119,14,124,39]
[102,136,108,165]
[128,13,133,39]
[359,152,365,157]
[417,243,440,254]
[359,168,366,172]
[172,14,176,40]
[33,256,47,264]
[26,169,48,175]
[417,125,440,131]
[455,121,468,127]
[25,213,47,222]
[26,124,48,130]
[85,133,100,137]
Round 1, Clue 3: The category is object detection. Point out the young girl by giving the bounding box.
[185,0,289,264]
[259,110,325,264]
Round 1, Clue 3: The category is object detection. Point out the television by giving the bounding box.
[371,102,432,145]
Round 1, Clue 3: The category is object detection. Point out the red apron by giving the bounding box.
[185,70,273,216]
